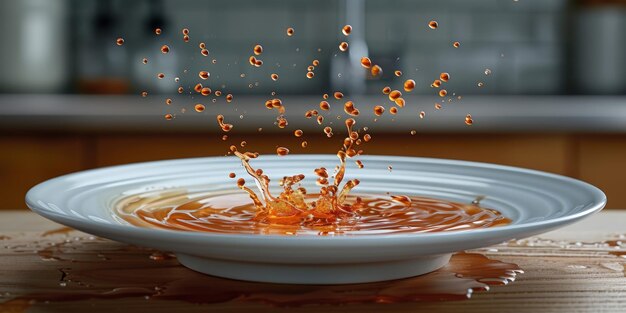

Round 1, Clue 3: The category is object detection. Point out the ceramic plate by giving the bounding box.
[26,155,606,284]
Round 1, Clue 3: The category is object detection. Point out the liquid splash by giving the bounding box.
[225,118,362,227]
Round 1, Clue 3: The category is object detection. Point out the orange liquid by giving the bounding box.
[116,190,510,236]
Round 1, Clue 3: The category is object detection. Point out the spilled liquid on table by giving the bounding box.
[0,230,523,309]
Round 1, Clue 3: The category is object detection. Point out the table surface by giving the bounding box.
[0,210,624,313]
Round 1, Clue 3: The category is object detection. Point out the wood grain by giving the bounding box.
[0,211,624,313]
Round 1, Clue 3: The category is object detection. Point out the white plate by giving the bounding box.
[26,155,606,284]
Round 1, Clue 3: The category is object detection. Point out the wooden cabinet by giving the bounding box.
[2,133,624,210]
[578,136,626,209]
[0,136,87,210]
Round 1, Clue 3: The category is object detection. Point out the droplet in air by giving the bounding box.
[394,70,402,77]
[161,45,170,54]
[484,69,492,75]
[342,25,352,36]
[465,114,473,125]
[371,65,382,77]
[360,57,372,68]
[339,42,349,52]
[271,73,279,81]
[286,27,294,36]
[253,44,263,55]
[199,71,210,80]
[116,38,124,46]
[194,104,205,112]
[155,28,162,35]
[428,20,438,29]
[453,41,460,48]
[277,147,290,156]
[374,105,385,116]
[404,79,415,92]
[440,72,450,82]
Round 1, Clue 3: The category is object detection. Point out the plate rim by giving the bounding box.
[25,154,607,242]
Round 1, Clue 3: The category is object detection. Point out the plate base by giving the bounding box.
[176,253,452,284]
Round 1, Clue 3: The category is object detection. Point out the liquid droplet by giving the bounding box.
[161,45,170,54]
[277,147,290,156]
[253,44,263,55]
[116,38,124,46]
[373,105,385,116]
[360,57,372,68]
[286,27,294,36]
[194,104,205,112]
[199,71,210,80]
[428,20,438,29]
[342,25,352,36]
[404,79,415,92]
[339,42,349,52]
[370,65,382,77]
[389,90,402,101]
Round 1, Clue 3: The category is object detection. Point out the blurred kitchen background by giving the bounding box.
[1,0,625,210]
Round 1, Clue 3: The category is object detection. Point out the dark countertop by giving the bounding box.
[2,94,626,133]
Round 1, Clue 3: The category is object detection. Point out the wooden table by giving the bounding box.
[0,211,624,313]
